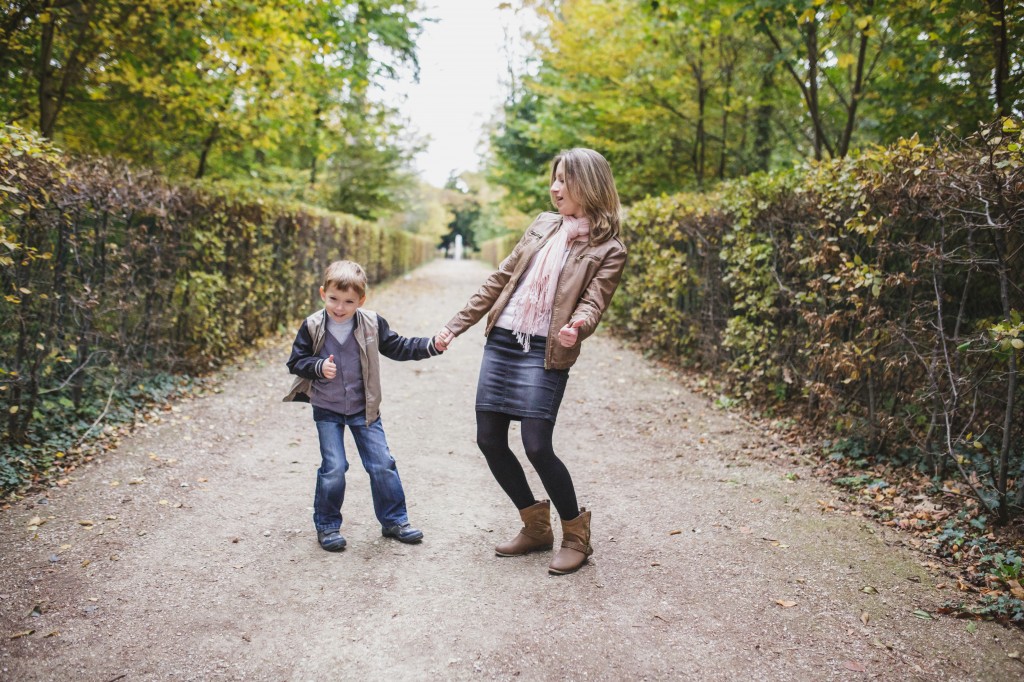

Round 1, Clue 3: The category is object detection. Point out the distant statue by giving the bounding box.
[453,234,464,261]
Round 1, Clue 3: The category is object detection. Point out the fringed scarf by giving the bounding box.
[510,216,590,351]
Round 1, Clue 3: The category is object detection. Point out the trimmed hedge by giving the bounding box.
[613,122,1023,521]
[478,232,520,269]
[0,124,434,492]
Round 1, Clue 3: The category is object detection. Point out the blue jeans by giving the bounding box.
[312,407,410,532]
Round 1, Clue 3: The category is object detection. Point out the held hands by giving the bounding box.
[322,354,337,380]
[557,319,585,348]
[434,326,455,352]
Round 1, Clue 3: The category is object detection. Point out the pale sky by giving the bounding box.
[380,1,534,187]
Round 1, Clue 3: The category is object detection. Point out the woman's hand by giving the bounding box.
[557,319,585,348]
[434,327,455,351]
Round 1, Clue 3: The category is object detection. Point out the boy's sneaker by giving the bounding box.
[317,529,347,552]
[381,523,423,544]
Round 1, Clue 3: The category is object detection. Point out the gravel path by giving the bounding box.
[2,258,1022,681]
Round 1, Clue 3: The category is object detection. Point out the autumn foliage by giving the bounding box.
[608,122,1023,524]
[0,125,434,492]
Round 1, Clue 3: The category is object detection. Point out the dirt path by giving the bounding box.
[1,258,1022,681]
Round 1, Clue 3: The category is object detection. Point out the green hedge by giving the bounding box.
[613,122,1023,522]
[0,124,434,493]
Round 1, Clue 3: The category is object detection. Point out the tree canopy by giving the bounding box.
[0,0,426,218]
[489,0,1023,205]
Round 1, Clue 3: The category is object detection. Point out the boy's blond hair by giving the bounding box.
[322,260,367,297]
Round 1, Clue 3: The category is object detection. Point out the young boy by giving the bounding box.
[284,260,442,552]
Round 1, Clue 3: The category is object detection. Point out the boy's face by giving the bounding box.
[319,284,365,324]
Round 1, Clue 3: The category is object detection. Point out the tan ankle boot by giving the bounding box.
[495,500,554,556]
[548,508,593,574]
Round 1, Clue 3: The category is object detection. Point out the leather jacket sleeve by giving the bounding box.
[444,228,532,336]
[570,242,627,343]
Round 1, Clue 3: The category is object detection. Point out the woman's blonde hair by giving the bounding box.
[550,148,621,245]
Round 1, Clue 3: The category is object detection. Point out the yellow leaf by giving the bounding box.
[837,54,856,69]
[776,600,798,608]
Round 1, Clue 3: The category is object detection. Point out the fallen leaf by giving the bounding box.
[78,519,94,527]
[80,559,90,568]
[1006,651,1020,660]
[912,609,933,620]
[158,500,168,505]
[43,631,59,638]
[776,600,797,608]
[843,661,867,672]
[26,516,42,527]
[668,530,682,536]
[861,611,870,625]
[1007,579,1024,600]
[861,586,878,594]
[9,630,33,639]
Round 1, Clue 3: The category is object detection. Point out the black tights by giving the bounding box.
[475,410,579,520]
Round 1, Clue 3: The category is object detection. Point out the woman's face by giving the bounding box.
[550,160,582,217]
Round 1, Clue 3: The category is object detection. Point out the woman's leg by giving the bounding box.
[476,410,536,509]
[520,418,579,520]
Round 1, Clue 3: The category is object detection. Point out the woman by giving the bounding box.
[435,148,627,575]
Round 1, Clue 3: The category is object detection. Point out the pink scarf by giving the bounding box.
[511,216,590,351]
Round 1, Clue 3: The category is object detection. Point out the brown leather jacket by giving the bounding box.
[446,212,627,370]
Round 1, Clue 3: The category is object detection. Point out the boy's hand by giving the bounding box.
[322,354,337,379]
[557,319,585,348]
[434,327,455,351]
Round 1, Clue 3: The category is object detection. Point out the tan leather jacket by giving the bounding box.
[446,212,627,370]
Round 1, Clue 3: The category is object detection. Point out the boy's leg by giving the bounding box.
[346,414,410,528]
[313,407,350,533]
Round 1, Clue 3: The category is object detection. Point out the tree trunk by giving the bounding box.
[806,18,823,160]
[754,60,775,172]
[838,11,871,157]
[195,124,220,179]
[37,1,58,137]
[987,0,1008,117]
